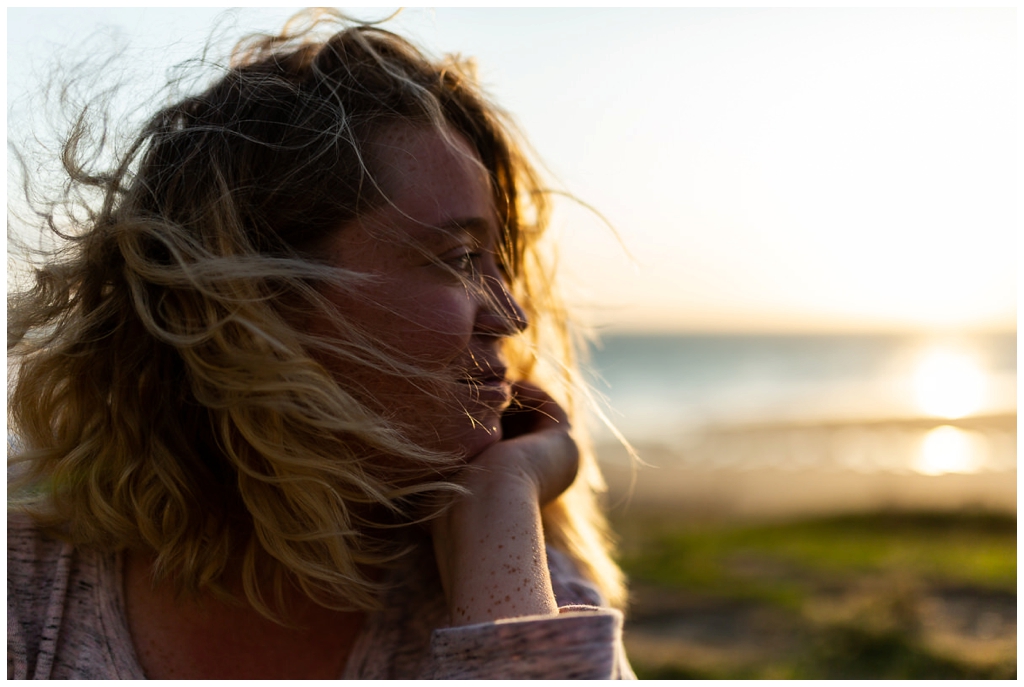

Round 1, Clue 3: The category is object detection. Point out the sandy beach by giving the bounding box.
[596,411,1016,521]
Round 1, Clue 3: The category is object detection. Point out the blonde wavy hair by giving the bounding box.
[8,10,626,619]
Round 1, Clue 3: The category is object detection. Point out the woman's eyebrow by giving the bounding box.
[412,218,492,248]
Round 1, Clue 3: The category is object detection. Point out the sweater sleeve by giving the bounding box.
[431,608,632,679]
[429,547,635,679]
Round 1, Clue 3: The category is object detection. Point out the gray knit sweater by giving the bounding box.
[7,513,634,679]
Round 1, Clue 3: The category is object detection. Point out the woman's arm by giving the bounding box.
[430,382,579,626]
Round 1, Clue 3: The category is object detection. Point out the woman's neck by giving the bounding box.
[123,551,366,679]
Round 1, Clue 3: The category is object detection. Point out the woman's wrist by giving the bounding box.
[433,473,557,627]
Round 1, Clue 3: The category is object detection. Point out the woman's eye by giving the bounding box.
[447,252,480,276]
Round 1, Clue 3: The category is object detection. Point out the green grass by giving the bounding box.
[618,511,1016,599]
[613,509,1017,679]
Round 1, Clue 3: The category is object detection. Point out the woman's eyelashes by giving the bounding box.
[444,250,482,277]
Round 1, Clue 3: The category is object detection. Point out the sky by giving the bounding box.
[6,8,1018,334]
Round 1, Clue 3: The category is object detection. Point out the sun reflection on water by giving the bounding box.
[913,425,987,475]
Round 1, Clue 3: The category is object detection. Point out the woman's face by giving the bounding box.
[314,124,527,461]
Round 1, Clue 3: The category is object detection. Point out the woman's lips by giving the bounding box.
[458,363,508,385]
[458,370,512,407]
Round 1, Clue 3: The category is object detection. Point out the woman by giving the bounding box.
[8,11,632,679]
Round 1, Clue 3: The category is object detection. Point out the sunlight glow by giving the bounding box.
[7,9,1015,334]
[913,425,983,476]
[912,348,987,419]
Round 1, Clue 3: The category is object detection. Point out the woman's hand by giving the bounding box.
[431,382,579,626]
[485,381,580,504]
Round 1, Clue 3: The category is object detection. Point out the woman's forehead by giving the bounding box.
[361,125,498,240]
[369,126,488,196]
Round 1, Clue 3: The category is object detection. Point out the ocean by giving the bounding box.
[585,332,1016,476]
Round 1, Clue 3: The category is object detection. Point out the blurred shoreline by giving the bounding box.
[601,462,1016,521]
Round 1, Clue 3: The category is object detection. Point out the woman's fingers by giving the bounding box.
[511,381,569,425]
[500,381,569,438]
[519,425,579,505]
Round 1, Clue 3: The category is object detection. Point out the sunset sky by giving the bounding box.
[7,8,1017,333]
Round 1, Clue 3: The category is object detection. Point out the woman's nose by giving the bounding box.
[476,273,528,337]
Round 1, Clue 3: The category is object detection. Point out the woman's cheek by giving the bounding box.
[379,287,477,365]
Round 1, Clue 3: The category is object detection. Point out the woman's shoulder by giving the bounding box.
[7,511,139,679]
[7,511,69,603]
[8,511,70,679]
